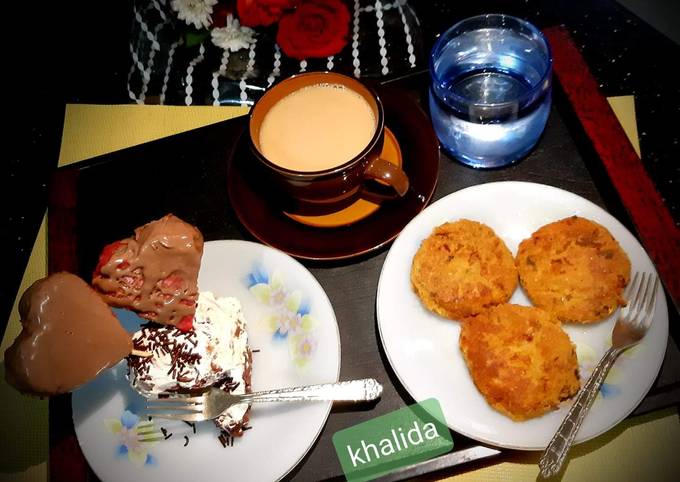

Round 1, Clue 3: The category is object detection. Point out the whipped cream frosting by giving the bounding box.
[128,291,251,432]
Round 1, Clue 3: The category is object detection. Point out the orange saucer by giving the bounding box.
[284,127,403,228]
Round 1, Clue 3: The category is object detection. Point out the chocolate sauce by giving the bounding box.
[4,272,132,396]
[92,214,204,326]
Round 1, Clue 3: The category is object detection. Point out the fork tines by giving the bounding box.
[147,394,203,405]
[146,412,206,422]
[146,395,206,422]
[622,272,659,325]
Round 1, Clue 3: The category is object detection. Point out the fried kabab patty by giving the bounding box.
[516,216,630,323]
[411,220,518,320]
[459,304,580,421]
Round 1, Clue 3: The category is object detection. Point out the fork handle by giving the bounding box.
[538,347,621,478]
[239,378,383,404]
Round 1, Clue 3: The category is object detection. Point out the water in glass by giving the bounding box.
[429,16,552,168]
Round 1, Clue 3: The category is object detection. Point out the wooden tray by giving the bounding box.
[46,27,680,482]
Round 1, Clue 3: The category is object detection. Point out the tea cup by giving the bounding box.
[249,72,409,215]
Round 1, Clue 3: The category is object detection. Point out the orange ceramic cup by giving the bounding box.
[249,72,409,215]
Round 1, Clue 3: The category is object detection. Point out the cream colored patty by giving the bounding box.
[411,219,518,320]
[459,304,580,421]
[516,216,631,323]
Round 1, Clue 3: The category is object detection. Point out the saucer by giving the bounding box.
[284,127,403,228]
[227,86,440,261]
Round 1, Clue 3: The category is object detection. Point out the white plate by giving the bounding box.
[73,240,341,481]
[376,181,668,450]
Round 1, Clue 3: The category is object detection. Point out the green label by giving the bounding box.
[332,399,453,481]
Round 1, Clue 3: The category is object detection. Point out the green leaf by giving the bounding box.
[185,30,210,47]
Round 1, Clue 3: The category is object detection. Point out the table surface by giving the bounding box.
[4,0,680,481]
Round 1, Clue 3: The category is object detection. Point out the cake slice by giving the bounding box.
[92,214,203,329]
[127,292,252,437]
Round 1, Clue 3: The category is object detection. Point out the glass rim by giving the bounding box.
[429,13,553,110]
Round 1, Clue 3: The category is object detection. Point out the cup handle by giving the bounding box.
[364,158,410,197]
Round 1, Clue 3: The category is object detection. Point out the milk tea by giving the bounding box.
[259,83,377,172]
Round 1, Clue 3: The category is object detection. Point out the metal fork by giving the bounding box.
[146,378,383,422]
[538,272,659,478]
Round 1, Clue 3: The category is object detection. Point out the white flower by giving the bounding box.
[171,0,218,30]
[211,15,256,52]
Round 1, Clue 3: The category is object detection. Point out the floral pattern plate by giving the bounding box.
[376,181,669,450]
[72,240,341,481]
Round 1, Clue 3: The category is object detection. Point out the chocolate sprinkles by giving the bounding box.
[127,297,254,449]
[183,421,197,434]
[217,430,238,448]
[129,323,205,391]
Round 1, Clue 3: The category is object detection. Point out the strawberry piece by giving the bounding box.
[93,241,125,277]
[160,274,185,291]
[91,214,203,327]
[176,315,194,332]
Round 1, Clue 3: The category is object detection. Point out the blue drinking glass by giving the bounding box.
[429,14,552,168]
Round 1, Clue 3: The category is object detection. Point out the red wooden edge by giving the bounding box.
[48,168,91,482]
[545,26,680,310]
[48,168,80,275]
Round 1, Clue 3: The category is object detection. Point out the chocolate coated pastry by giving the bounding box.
[92,214,204,329]
[4,272,132,396]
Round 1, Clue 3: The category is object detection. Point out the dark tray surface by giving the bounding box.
[47,71,680,481]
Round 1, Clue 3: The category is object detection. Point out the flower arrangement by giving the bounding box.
[170,0,351,60]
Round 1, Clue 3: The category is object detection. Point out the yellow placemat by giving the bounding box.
[607,96,641,158]
[58,104,249,164]
[2,99,678,482]
[0,218,49,482]
[436,408,680,482]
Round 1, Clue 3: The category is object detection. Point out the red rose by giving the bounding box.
[276,0,350,60]
[237,0,298,27]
